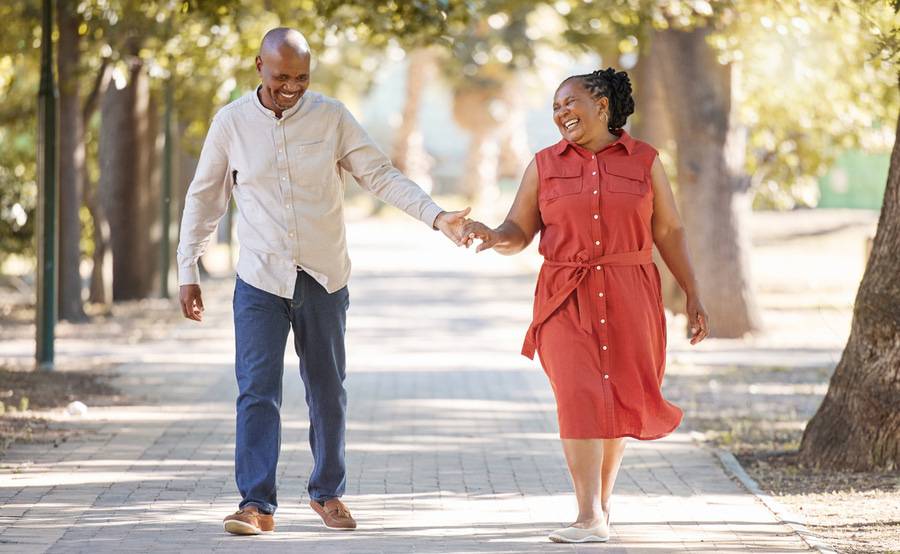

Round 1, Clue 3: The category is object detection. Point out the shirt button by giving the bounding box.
[593,214,599,220]
[595,265,602,271]
[281,177,287,181]
[592,171,597,176]
[593,190,598,195]
[598,292,604,297]
[602,345,608,351]
[603,374,609,379]
[285,203,291,208]
[278,149,283,153]
[592,155,596,159]
[600,318,606,324]
[595,240,600,246]
[289,232,294,238]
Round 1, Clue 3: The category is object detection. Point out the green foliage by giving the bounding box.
[1,0,897,266]
[0,2,41,262]
[0,0,471,263]
[560,0,899,209]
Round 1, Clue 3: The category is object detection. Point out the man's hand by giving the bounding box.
[461,220,500,253]
[434,207,471,246]
[180,284,204,322]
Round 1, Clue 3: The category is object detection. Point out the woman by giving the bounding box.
[462,67,709,543]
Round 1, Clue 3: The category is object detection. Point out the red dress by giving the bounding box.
[523,131,682,440]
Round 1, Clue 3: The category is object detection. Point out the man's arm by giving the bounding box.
[175,115,233,321]
[334,104,468,244]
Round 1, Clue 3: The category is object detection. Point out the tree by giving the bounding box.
[654,26,762,336]
[56,0,88,321]
[561,0,897,336]
[799,102,900,470]
[798,1,900,471]
[391,49,438,194]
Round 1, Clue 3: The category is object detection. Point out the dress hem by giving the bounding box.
[558,413,683,441]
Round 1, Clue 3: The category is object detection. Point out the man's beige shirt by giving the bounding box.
[177,87,443,297]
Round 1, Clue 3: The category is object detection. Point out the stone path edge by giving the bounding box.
[705,439,836,554]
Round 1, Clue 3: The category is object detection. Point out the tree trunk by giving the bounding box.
[632,32,686,319]
[99,55,159,300]
[86,165,111,305]
[84,62,112,306]
[391,49,435,193]
[798,105,900,471]
[56,1,87,322]
[496,76,531,180]
[452,80,504,211]
[655,28,762,337]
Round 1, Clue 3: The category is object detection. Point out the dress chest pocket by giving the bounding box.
[540,166,583,202]
[604,159,649,196]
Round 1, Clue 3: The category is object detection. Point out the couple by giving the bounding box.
[176,27,709,544]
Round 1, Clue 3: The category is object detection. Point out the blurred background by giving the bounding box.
[0,1,896,324]
[1,1,899,551]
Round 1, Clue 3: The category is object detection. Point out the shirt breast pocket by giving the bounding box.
[540,167,583,202]
[293,140,334,191]
[604,159,649,196]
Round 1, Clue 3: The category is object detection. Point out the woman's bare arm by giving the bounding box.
[650,156,710,344]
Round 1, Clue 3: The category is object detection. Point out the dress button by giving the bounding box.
[595,241,600,245]
[598,292,604,297]
[591,155,596,159]
[595,265,601,270]
[603,374,609,379]
[593,190,598,195]
[602,345,608,351]
[600,318,606,324]
[593,214,599,220]
[289,232,294,238]
[592,171,597,176]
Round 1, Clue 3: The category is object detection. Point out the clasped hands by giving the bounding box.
[434,208,498,253]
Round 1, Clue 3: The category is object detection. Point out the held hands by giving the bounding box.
[461,220,500,252]
[180,284,204,322]
[434,207,472,246]
[686,295,709,345]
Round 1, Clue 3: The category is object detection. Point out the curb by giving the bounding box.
[712,446,837,554]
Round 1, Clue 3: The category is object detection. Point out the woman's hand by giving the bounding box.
[462,220,500,253]
[686,294,709,345]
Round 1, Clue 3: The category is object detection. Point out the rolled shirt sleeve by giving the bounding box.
[335,104,443,228]
[175,114,234,285]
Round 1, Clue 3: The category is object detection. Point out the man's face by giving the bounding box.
[256,48,311,112]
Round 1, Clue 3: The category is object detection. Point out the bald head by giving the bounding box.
[260,27,311,58]
[256,28,312,116]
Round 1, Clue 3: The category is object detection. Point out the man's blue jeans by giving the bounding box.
[232,271,349,515]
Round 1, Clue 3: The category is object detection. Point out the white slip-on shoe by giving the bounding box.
[548,521,610,543]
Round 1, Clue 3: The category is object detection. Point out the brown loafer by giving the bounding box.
[223,507,275,535]
[310,498,357,530]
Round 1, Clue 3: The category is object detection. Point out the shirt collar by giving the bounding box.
[252,85,305,120]
[552,129,636,158]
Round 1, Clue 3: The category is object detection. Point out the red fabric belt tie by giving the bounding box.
[521,248,653,359]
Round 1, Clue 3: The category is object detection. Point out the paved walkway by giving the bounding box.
[0,219,813,552]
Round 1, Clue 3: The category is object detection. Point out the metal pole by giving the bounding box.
[36,0,58,371]
[160,79,173,298]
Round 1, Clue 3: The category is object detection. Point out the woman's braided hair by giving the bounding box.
[568,67,635,131]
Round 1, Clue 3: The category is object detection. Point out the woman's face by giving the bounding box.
[552,79,607,145]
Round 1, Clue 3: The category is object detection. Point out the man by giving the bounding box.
[176,27,469,536]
